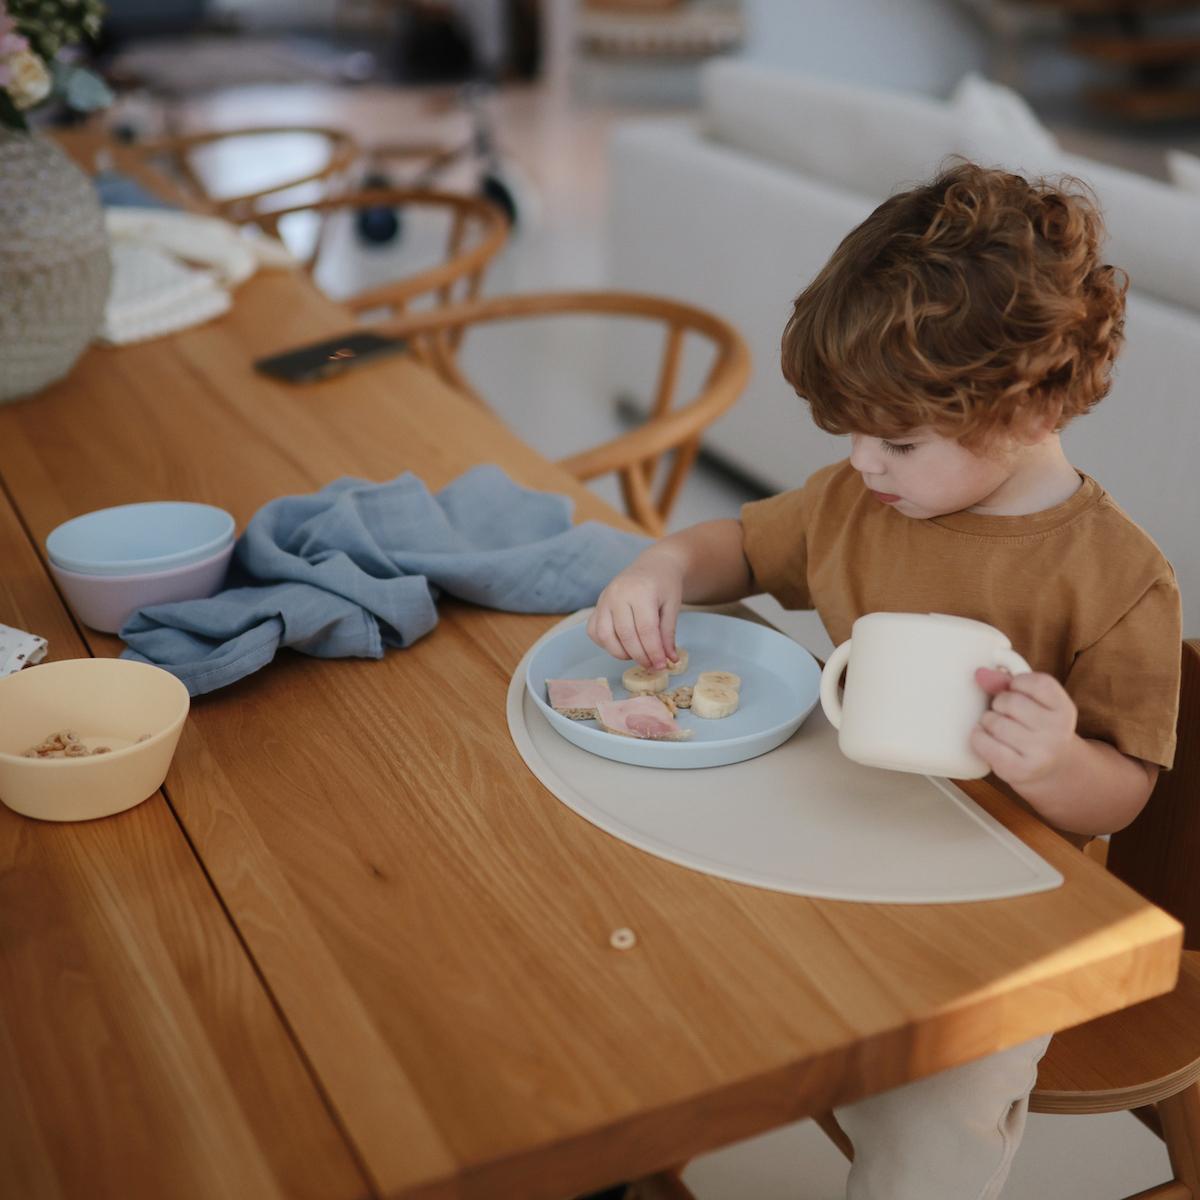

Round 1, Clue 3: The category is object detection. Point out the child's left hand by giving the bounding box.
[969,668,1079,787]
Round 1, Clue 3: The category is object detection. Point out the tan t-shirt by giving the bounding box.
[741,460,1181,769]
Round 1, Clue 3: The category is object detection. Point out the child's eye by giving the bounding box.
[882,441,916,455]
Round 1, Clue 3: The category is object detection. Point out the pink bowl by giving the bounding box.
[48,542,235,634]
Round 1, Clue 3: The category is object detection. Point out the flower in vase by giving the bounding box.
[0,8,29,75]
[4,45,50,108]
[1,1,109,128]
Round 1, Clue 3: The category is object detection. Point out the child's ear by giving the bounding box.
[1014,404,1062,446]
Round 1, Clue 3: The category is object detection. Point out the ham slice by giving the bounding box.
[547,677,612,720]
[595,696,693,742]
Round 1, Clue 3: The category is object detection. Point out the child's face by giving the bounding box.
[848,429,1017,519]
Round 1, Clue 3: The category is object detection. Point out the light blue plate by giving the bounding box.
[525,610,822,769]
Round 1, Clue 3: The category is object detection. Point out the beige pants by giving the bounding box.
[835,1035,1053,1200]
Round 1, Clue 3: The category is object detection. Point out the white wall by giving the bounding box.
[739,0,988,97]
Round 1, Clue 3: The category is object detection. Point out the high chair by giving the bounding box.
[373,291,751,537]
[632,639,1200,1200]
[1026,637,1200,1200]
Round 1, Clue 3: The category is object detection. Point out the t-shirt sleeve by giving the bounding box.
[740,484,812,610]
[1066,574,1182,769]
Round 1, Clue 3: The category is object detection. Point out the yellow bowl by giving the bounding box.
[0,658,190,822]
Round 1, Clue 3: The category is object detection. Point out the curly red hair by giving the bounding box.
[781,160,1128,448]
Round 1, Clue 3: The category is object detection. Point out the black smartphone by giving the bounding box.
[254,331,408,383]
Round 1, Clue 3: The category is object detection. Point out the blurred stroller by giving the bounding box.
[356,0,535,245]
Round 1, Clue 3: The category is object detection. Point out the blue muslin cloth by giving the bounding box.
[95,171,179,210]
[120,465,651,696]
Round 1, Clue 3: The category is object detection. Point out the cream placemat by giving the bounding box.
[508,622,1063,904]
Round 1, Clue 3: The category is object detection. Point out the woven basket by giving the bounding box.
[0,130,111,404]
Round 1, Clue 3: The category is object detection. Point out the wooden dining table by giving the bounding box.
[0,266,1184,1200]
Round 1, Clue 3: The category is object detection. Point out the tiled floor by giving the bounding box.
[166,66,1184,1199]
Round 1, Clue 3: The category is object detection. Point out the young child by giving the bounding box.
[588,162,1181,1199]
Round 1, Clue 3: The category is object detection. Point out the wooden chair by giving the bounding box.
[251,187,510,316]
[125,125,361,222]
[374,291,751,536]
[78,121,509,317]
[633,639,1200,1200]
[1027,638,1200,1200]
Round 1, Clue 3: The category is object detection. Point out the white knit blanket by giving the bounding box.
[99,208,295,346]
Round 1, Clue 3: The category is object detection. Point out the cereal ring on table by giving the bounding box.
[668,685,693,709]
[657,691,678,717]
[609,927,637,950]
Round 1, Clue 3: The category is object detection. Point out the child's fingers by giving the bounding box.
[978,709,1030,754]
[612,605,653,668]
[660,597,681,661]
[975,667,1013,695]
[1008,671,1073,713]
[595,609,633,667]
[591,607,627,661]
[988,690,1045,732]
[969,725,1026,778]
[634,608,669,670]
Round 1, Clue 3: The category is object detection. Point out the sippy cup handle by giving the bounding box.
[819,639,853,729]
[993,648,1032,678]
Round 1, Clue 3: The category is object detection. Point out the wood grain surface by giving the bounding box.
[1033,952,1200,1113]
[0,270,1182,1200]
[0,486,371,1200]
[1109,642,1200,951]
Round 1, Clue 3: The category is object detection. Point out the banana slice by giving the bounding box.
[622,665,669,695]
[692,683,740,719]
[697,670,741,692]
[665,648,689,675]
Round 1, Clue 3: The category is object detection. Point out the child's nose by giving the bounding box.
[849,435,881,474]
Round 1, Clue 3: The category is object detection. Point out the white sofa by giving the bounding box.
[608,62,1200,632]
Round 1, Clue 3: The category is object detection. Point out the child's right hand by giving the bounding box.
[588,554,683,670]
